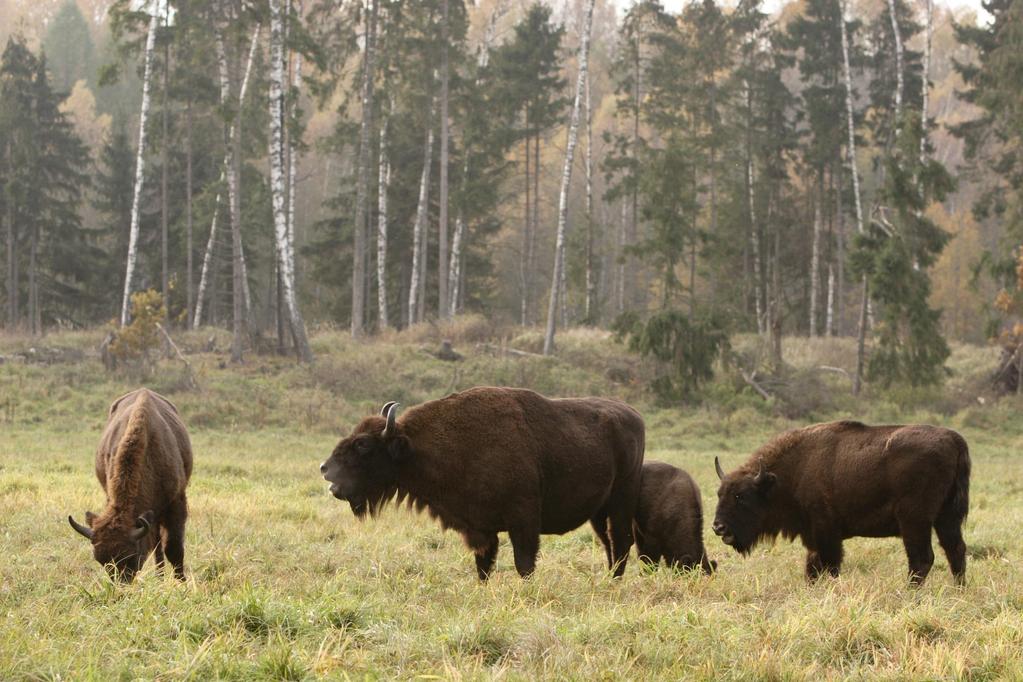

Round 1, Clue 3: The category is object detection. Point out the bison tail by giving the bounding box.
[946,432,971,524]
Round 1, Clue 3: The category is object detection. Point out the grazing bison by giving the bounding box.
[711,421,970,585]
[68,388,193,582]
[319,387,645,579]
[634,461,715,573]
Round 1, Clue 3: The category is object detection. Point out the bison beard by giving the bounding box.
[712,421,970,585]
[320,388,646,580]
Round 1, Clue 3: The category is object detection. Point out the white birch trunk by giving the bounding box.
[809,190,821,337]
[270,0,313,361]
[584,58,595,323]
[826,264,835,336]
[886,0,905,130]
[193,199,220,327]
[195,24,260,328]
[287,49,302,297]
[543,0,594,355]
[746,78,764,335]
[448,210,465,316]
[437,0,450,319]
[377,105,391,329]
[408,102,436,327]
[351,0,378,337]
[120,8,159,326]
[841,0,871,389]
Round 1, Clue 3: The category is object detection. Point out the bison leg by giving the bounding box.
[473,534,499,581]
[900,522,935,585]
[154,528,166,576]
[164,495,188,581]
[509,526,540,579]
[934,512,967,586]
[590,514,612,567]
[805,540,843,581]
[606,510,634,578]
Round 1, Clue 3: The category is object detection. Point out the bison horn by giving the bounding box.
[714,456,725,481]
[754,458,766,481]
[68,514,94,540]
[382,402,400,438]
[379,401,397,417]
[130,514,152,541]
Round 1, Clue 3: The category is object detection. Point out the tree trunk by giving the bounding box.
[193,200,219,327]
[285,14,303,349]
[185,95,194,329]
[437,0,450,319]
[29,223,38,335]
[854,277,869,395]
[448,212,465,316]
[826,264,835,336]
[161,4,170,319]
[584,64,596,324]
[269,0,314,362]
[216,28,245,363]
[408,101,435,327]
[886,0,904,131]
[746,79,764,335]
[841,0,871,389]
[120,9,159,326]
[544,0,594,355]
[810,184,821,337]
[920,0,932,165]
[377,102,391,329]
[520,132,530,326]
[351,0,378,338]
[5,171,16,329]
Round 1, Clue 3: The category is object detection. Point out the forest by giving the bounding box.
[2,0,1022,395]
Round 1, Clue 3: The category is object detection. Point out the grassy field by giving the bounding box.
[2,325,1022,680]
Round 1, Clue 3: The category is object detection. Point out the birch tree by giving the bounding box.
[408,100,436,327]
[351,0,378,338]
[839,0,869,393]
[377,98,391,328]
[194,23,260,329]
[543,0,594,356]
[269,0,314,362]
[437,0,450,319]
[584,55,596,323]
[119,5,159,326]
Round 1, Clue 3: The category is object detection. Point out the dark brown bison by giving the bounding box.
[68,388,193,582]
[634,461,715,573]
[319,387,645,579]
[711,421,970,585]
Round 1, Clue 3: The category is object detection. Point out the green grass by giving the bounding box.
[1,327,1022,679]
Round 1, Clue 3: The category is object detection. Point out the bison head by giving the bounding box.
[711,456,776,555]
[68,510,156,582]
[320,401,411,518]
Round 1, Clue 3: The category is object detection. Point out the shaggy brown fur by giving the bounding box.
[68,388,193,582]
[320,387,645,580]
[635,461,715,573]
[712,420,970,585]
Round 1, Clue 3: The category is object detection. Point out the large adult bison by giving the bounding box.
[711,421,970,585]
[68,388,193,582]
[634,461,715,573]
[319,387,645,579]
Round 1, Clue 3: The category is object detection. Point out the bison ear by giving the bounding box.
[388,435,411,462]
[85,511,98,526]
[755,470,777,494]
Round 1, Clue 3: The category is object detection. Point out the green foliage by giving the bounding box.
[42,0,95,94]
[615,309,730,402]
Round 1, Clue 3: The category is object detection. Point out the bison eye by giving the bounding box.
[355,440,371,455]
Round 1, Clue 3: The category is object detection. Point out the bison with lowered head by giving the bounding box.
[634,461,715,573]
[319,387,645,579]
[712,421,970,585]
[69,388,193,582]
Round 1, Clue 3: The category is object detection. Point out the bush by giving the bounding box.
[105,290,166,373]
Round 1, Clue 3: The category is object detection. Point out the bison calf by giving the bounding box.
[69,388,193,582]
[320,387,645,579]
[712,421,970,585]
[635,461,715,573]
